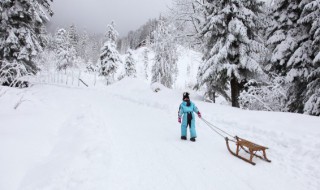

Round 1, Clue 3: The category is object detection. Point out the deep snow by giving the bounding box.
[0,78,319,190]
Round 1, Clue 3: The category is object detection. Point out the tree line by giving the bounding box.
[0,0,319,116]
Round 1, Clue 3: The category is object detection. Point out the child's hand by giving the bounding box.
[197,112,202,118]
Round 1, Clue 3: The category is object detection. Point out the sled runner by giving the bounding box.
[225,136,271,165]
[200,118,271,165]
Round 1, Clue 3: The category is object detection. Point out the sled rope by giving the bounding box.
[200,118,235,141]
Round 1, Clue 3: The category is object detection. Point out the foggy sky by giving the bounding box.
[48,0,172,36]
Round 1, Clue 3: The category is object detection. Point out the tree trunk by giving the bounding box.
[231,77,240,108]
[210,91,216,103]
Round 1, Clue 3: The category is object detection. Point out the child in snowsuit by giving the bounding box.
[178,92,201,142]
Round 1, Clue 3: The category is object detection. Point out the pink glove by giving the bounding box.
[178,117,181,123]
[197,112,202,118]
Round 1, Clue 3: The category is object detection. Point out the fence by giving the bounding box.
[31,69,98,88]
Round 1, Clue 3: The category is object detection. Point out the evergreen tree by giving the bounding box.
[265,0,301,76]
[99,42,120,84]
[196,0,267,107]
[298,0,320,115]
[54,28,76,71]
[105,21,119,44]
[0,0,53,86]
[266,0,320,114]
[124,50,137,78]
[68,24,79,50]
[90,39,101,63]
[86,59,97,73]
[99,21,121,85]
[78,29,90,62]
[151,19,178,88]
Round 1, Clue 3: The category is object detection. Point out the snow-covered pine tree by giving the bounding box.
[124,50,137,78]
[99,42,120,84]
[265,0,302,76]
[68,24,79,50]
[151,18,178,88]
[89,40,101,63]
[99,21,121,85]
[265,0,292,112]
[298,0,320,115]
[196,0,267,107]
[78,29,89,62]
[54,28,76,71]
[0,0,53,86]
[105,21,119,44]
[266,0,319,115]
[86,59,97,73]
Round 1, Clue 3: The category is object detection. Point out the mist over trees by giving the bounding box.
[117,19,158,53]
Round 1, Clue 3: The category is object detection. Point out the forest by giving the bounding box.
[0,0,319,116]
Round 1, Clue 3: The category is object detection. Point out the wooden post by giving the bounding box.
[79,79,88,87]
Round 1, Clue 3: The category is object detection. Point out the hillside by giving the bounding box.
[0,78,319,190]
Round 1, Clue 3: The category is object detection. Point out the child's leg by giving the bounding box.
[190,120,197,138]
[181,124,187,137]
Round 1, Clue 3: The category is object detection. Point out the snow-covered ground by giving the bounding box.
[1,78,319,190]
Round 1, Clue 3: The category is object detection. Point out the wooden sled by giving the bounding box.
[225,136,271,165]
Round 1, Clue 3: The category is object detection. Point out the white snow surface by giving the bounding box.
[0,78,319,190]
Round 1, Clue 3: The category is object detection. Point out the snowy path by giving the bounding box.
[1,79,319,190]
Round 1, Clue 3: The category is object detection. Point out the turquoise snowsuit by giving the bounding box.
[178,101,199,138]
